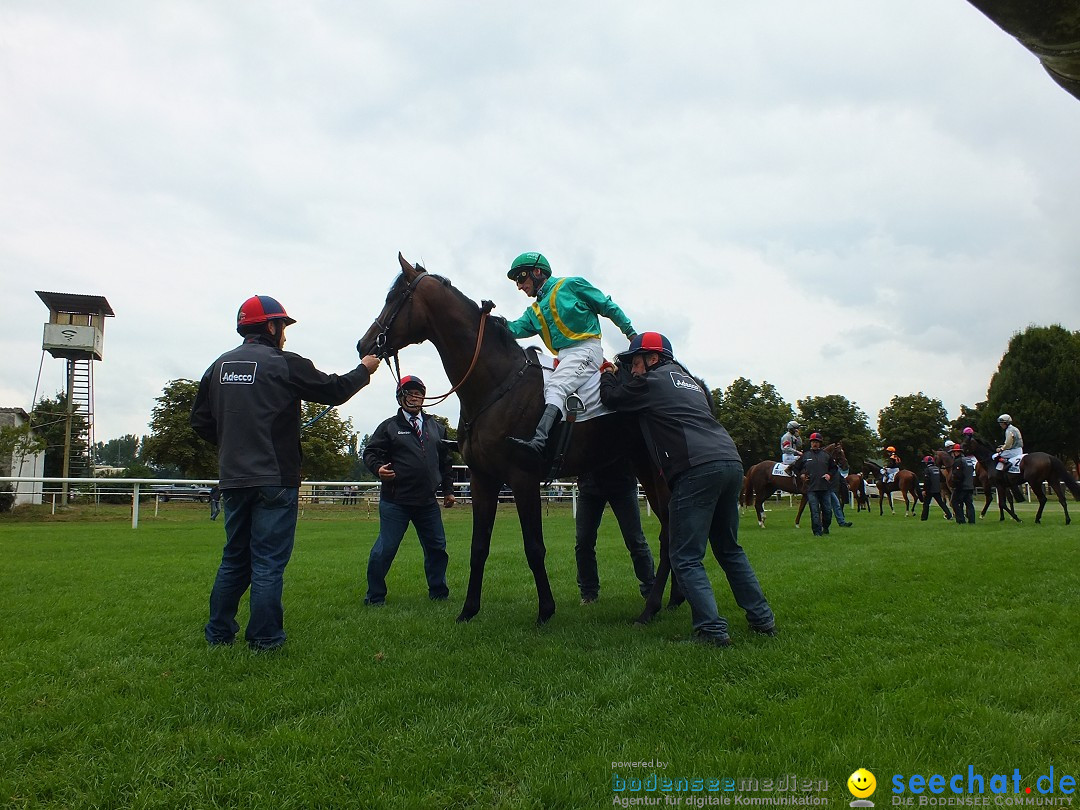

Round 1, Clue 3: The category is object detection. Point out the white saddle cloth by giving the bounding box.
[994,454,1024,474]
[771,463,791,477]
[533,347,612,423]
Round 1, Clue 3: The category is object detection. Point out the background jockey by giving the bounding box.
[961,427,979,470]
[503,251,637,456]
[882,446,901,482]
[780,421,803,466]
[994,414,1023,469]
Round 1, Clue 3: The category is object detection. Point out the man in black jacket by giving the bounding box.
[363,376,456,606]
[920,455,953,521]
[949,444,976,524]
[789,432,837,537]
[191,295,380,650]
[599,332,775,647]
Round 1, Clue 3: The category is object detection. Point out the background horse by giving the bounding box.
[743,443,846,528]
[847,473,870,512]
[357,255,675,626]
[863,462,922,516]
[962,435,1080,524]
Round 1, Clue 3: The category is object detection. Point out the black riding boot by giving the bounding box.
[508,404,561,456]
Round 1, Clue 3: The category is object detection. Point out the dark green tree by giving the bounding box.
[93,434,140,467]
[949,402,996,442]
[711,377,795,465]
[985,324,1080,468]
[300,403,355,481]
[878,393,950,470]
[30,393,88,478]
[142,379,219,478]
[796,395,878,471]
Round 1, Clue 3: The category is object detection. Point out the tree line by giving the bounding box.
[11,323,1078,480]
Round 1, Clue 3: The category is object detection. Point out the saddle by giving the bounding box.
[771,463,792,477]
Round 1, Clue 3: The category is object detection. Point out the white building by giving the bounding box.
[0,407,45,506]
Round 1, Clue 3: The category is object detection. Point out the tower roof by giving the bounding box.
[35,291,115,317]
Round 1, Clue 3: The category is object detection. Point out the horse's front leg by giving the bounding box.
[512,480,555,625]
[636,486,671,624]
[458,472,499,623]
[795,494,807,528]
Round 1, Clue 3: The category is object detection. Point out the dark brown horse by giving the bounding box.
[356,254,674,625]
[962,435,1080,524]
[743,443,846,528]
[863,462,922,516]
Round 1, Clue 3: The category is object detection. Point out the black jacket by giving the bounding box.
[190,334,372,489]
[950,455,975,491]
[922,464,943,495]
[599,360,741,484]
[363,410,454,506]
[789,447,838,492]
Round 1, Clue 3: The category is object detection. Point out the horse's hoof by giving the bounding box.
[455,612,473,623]
[456,603,479,623]
[537,604,556,625]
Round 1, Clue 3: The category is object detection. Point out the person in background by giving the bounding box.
[993,414,1023,470]
[209,485,221,521]
[362,376,456,606]
[780,420,803,468]
[574,462,656,605]
[828,461,854,528]
[789,432,837,537]
[920,455,953,521]
[949,443,976,524]
[192,295,380,651]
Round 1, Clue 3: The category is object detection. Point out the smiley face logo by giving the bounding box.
[848,768,877,799]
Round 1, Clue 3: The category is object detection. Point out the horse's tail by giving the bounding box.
[1050,456,1080,499]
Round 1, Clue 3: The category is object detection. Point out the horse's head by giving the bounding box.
[356,253,443,359]
[826,441,847,471]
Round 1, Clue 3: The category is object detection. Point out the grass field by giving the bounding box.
[2,498,1079,809]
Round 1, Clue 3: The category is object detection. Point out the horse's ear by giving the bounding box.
[398,252,424,280]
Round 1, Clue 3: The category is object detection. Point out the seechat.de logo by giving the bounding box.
[221,361,257,385]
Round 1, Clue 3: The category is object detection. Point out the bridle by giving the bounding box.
[366,270,495,408]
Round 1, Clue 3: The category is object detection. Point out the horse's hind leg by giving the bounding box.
[458,473,500,622]
[795,494,807,528]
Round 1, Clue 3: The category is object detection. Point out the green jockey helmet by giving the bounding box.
[507,252,552,282]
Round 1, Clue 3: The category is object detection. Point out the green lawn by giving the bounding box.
[1,499,1078,809]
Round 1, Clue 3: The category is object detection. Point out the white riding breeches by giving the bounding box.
[544,339,602,413]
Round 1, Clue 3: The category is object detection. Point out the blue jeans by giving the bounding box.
[952,490,975,524]
[806,490,832,535]
[365,500,450,603]
[575,469,655,599]
[829,489,848,524]
[668,460,774,640]
[206,486,299,649]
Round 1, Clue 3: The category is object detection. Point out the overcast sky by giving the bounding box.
[2,1,1078,452]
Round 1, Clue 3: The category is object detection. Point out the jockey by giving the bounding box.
[944,439,955,452]
[780,420,803,466]
[961,427,978,470]
[993,414,1023,470]
[881,446,901,482]
[503,251,637,456]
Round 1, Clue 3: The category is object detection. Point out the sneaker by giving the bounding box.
[580,594,598,605]
[749,623,779,637]
[429,593,449,601]
[839,521,853,527]
[363,598,385,607]
[690,630,732,648]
